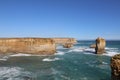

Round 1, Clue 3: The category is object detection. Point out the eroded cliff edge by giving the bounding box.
[0,38,56,55]
[0,38,76,55]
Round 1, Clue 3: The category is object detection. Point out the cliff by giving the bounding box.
[52,38,76,44]
[111,54,120,80]
[52,38,76,48]
[0,38,56,55]
[0,38,76,54]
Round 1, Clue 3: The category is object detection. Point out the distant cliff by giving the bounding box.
[0,38,76,55]
[52,38,76,44]
[53,38,76,48]
[0,38,56,55]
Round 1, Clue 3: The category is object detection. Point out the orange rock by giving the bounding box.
[95,37,106,54]
[0,38,56,55]
[52,38,76,48]
[111,54,120,80]
[63,43,73,48]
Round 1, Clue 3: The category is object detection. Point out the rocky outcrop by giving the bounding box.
[63,43,73,48]
[111,54,120,80]
[53,38,76,48]
[0,38,76,54]
[95,37,106,54]
[0,38,56,55]
[90,44,96,48]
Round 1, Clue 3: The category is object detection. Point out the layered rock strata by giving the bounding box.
[53,38,76,48]
[0,38,56,55]
[111,54,120,80]
[0,38,76,54]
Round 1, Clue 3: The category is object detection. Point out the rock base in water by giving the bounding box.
[95,37,106,54]
[111,54,120,80]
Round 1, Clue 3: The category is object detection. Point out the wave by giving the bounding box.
[105,47,118,50]
[103,52,120,57]
[103,47,120,57]
[55,51,66,55]
[10,53,32,57]
[0,67,32,80]
[0,53,49,61]
[68,46,120,57]
[68,47,95,53]
[0,56,9,61]
[68,47,87,52]
[42,57,60,62]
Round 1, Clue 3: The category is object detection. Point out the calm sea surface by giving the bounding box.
[0,40,120,80]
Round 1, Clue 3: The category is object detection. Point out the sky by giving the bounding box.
[0,0,120,40]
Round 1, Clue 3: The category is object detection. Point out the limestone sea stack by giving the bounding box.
[95,37,106,54]
[0,38,56,55]
[111,54,120,80]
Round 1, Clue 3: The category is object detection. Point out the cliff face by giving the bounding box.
[53,38,76,44]
[0,38,56,55]
[0,38,76,54]
[52,38,76,48]
[111,54,120,80]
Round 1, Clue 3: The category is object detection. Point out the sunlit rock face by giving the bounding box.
[111,54,120,80]
[52,38,76,48]
[95,37,106,54]
[63,43,73,48]
[0,38,56,55]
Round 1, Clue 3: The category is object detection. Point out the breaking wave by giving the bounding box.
[42,57,60,62]
[68,46,120,57]
[55,51,65,55]
[0,56,9,61]
[10,53,32,57]
[0,67,33,80]
[68,46,95,53]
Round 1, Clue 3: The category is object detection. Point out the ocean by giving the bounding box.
[0,40,120,80]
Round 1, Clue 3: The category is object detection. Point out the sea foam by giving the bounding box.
[68,46,95,53]
[55,51,65,55]
[103,51,120,57]
[10,53,32,57]
[0,56,9,61]
[42,57,60,62]
[0,67,32,80]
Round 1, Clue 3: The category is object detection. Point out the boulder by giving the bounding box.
[111,54,120,80]
[95,37,106,54]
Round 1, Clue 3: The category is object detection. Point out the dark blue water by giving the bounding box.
[0,41,120,80]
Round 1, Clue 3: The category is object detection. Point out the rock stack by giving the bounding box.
[111,54,120,80]
[95,37,106,54]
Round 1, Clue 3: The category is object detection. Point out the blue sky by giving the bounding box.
[0,0,120,40]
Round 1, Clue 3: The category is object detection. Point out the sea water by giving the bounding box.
[0,40,120,80]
